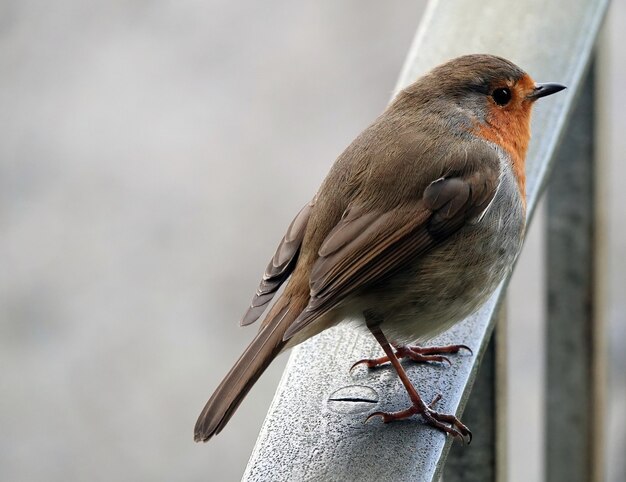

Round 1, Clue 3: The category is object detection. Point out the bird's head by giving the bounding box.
[400,54,566,193]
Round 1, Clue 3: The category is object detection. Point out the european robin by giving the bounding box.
[194,54,565,443]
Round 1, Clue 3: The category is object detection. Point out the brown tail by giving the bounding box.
[194,296,303,442]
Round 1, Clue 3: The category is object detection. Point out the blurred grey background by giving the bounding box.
[1,1,624,481]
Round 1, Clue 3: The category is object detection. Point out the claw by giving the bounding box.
[350,343,471,373]
[364,398,470,444]
[458,344,473,355]
[406,344,473,357]
[350,357,384,372]
[429,393,442,407]
[424,409,472,444]
[365,406,418,424]
[350,360,363,373]
[364,411,384,424]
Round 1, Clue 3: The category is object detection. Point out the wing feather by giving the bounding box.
[240,199,315,326]
[283,166,500,340]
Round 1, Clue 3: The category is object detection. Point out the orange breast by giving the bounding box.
[474,74,534,206]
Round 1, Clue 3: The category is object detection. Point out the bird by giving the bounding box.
[194,54,565,443]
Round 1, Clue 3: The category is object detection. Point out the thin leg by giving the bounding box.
[363,313,472,443]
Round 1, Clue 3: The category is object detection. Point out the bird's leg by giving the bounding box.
[361,310,471,443]
[351,341,472,371]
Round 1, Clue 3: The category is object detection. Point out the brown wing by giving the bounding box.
[240,198,315,326]
[283,168,499,340]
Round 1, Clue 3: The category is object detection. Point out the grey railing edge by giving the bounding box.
[243,1,610,481]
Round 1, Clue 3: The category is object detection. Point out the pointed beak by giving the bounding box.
[528,82,567,100]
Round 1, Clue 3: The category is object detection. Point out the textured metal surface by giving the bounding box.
[443,304,507,482]
[243,299,500,482]
[244,0,609,480]
[546,64,604,482]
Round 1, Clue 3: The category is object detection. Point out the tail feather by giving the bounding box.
[194,297,302,442]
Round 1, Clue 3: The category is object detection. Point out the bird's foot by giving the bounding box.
[365,394,472,443]
[351,343,472,371]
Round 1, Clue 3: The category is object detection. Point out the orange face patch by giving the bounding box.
[474,73,536,204]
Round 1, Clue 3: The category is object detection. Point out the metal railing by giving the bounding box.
[242,0,609,480]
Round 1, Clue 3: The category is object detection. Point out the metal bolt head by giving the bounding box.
[327,385,379,414]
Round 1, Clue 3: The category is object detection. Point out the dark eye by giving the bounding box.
[492,87,512,106]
